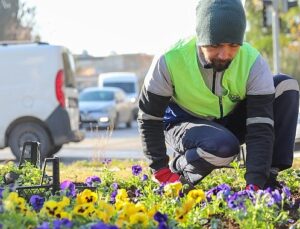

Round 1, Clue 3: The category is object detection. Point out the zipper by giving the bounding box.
[212,70,216,94]
[212,70,223,118]
[219,96,223,118]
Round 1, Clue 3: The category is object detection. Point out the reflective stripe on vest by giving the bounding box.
[164,37,259,118]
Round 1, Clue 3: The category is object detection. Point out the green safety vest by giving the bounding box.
[164,37,259,118]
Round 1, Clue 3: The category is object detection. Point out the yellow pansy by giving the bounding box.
[187,189,205,203]
[129,212,149,228]
[98,200,115,220]
[115,189,129,202]
[96,210,111,223]
[41,200,64,218]
[164,182,183,197]
[73,203,96,218]
[58,196,70,208]
[4,192,26,210]
[115,200,127,211]
[175,200,194,223]
[76,189,98,205]
[134,202,147,214]
[117,202,137,221]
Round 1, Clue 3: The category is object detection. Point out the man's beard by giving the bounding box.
[209,59,232,72]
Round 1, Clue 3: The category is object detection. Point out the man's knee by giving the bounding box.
[185,137,240,167]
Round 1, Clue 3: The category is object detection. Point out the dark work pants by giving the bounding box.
[165,74,299,185]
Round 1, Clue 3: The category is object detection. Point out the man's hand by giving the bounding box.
[154,167,180,184]
[245,184,260,191]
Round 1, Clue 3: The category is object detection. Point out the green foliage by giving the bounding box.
[0,161,42,186]
[1,160,300,228]
[246,0,300,80]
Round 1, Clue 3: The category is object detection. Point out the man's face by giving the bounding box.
[199,43,240,72]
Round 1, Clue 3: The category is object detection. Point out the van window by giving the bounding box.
[79,91,114,102]
[103,82,135,94]
[62,52,76,88]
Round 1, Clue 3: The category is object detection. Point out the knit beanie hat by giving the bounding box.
[196,0,246,46]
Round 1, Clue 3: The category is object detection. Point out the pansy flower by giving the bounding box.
[76,189,98,204]
[154,211,168,223]
[132,165,142,176]
[91,222,118,229]
[60,180,76,197]
[85,175,101,187]
[129,212,149,227]
[73,203,96,217]
[187,189,205,203]
[36,222,50,229]
[29,195,44,211]
[141,174,148,181]
[53,218,73,229]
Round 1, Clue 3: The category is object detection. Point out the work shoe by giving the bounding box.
[263,172,282,190]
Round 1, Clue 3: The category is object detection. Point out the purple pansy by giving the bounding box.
[53,219,73,229]
[132,165,142,176]
[85,175,101,187]
[111,182,118,190]
[282,186,291,198]
[110,190,118,204]
[135,189,142,197]
[154,211,168,223]
[206,183,231,202]
[226,190,255,210]
[60,180,76,197]
[29,195,45,211]
[91,222,118,229]
[36,222,50,229]
[102,158,112,165]
[0,188,4,199]
[272,189,282,203]
[141,174,148,181]
[158,223,169,229]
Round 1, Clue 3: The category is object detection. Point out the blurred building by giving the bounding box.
[74,52,154,91]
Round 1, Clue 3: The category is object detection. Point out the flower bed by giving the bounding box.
[0,160,300,228]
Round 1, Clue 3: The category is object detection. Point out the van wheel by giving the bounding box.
[8,122,52,162]
[48,145,63,157]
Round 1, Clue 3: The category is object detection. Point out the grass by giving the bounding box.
[57,157,300,183]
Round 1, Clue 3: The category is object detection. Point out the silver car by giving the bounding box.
[79,87,133,129]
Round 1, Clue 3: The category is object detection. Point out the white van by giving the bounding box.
[98,72,139,118]
[0,42,84,161]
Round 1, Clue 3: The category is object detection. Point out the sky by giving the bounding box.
[24,0,201,56]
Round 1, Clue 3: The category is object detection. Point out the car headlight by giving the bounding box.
[99,117,110,122]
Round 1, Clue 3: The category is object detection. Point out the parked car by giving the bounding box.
[0,41,83,161]
[98,72,139,119]
[79,87,133,129]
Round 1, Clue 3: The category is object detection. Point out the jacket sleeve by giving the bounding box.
[245,94,274,188]
[137,55,173,171]
[244,55,275,188]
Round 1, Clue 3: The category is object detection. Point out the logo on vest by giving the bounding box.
[228,94,241,103]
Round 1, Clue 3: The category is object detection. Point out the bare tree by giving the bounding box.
[0,0,36,41]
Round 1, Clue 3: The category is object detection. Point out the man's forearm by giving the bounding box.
[137,118,169,170]
[245,94,275,188]
[137,86,171,171]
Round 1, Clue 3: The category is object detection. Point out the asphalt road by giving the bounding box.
[0,121,145,164]
[0,121,299,164]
